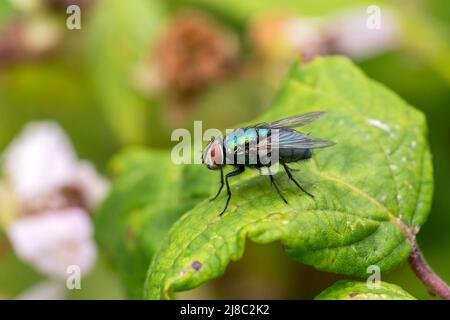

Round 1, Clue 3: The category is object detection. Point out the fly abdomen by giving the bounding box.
[279,147,312,163]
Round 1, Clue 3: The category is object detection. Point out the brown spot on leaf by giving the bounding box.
[191,261,202,271]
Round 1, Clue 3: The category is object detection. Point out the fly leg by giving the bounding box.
[210,167,224,201]
[268,166,288,204]
[281,162,314,198]
[219,165,245,216]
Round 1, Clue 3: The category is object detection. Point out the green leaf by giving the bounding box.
[86,0,166,145]
[144,56,433,299]
[95,148,216,298]
[315,280,416,300]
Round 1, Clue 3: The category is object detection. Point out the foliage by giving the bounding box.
[315,280,416,300]
[1,0,449,301]
[130,56,433,299]
[95,148,216,298]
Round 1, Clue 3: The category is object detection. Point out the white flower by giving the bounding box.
[2,121,109,208]
[282,18,328,61]
[3,122,78,201]
[326,8,399,60]
[74,161,109,211]
[16,280,66,300]
[1,121,106,281]
[8,208,97,279]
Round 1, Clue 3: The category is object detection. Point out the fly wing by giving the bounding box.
[255,112,327,129]
[258,130,335,150]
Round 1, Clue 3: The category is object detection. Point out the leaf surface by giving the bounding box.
[315,280,416,300]
[144,56,433,299]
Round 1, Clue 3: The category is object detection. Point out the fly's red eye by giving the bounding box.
[211,144,222,165]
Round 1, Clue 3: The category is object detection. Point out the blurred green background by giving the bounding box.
[0,0,449,299]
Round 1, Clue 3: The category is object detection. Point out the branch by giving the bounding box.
[408,236,450,300]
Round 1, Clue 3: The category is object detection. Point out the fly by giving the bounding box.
[202,112,335,215]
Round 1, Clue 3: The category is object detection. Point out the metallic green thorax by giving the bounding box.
[223,128,269,155]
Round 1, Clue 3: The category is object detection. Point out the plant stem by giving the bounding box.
[408,236,450,300]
